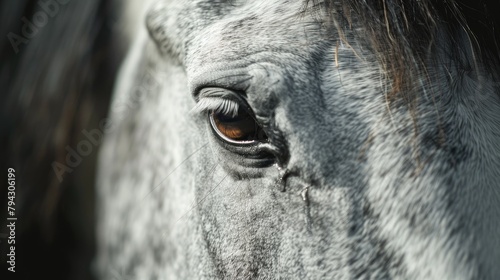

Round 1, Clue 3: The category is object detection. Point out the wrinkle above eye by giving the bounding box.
[189,67,253,97]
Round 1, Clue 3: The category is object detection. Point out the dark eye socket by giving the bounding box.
[209,107,268,144]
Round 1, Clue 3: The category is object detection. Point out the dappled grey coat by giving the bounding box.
[97,0,500,279]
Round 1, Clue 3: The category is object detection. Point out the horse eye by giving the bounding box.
[209,108,267,144]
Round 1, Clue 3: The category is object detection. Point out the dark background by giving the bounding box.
[1,1,127,279]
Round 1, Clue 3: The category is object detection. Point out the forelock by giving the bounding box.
[302,0,500,104]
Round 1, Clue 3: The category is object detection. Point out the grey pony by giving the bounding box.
[96,0,500,279]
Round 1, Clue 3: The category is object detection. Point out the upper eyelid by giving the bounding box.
[190,98,240,117]
[191,87,252,116]
[195,87,235,100]
[190,73,253,98]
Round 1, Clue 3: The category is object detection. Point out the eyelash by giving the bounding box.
[191,97,240,117]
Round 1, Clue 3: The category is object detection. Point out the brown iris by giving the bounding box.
[210,108,266,142]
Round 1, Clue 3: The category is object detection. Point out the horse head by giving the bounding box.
[97,1,500,278]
